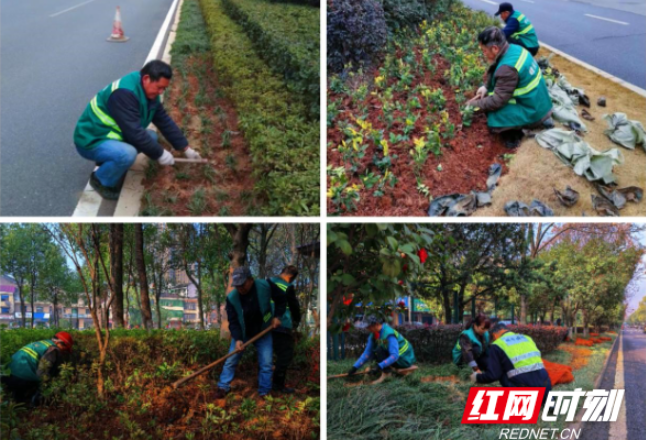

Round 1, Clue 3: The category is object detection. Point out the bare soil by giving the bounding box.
[476,48,646,217]
[141,55,258,216]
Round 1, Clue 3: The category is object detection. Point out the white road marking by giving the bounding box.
[50,0,96,18]
[585,14,629,25]
[609,333,627,439]
[477,0,499,5]
[520,0,535,3]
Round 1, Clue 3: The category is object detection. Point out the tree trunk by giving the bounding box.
[134,225,154,330]
[18,285,26,327]
[442,291,451,324]
[110,224,125,328]
[155,285,162,329]
[520,293,527,325]
[582,310,589,337]
[30,271,36,329]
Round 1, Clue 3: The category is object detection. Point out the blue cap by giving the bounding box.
[232,266,252,287]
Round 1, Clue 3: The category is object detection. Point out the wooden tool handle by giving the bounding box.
[174,158,209,164]
[172,325,274,389]
[327,368,371,380]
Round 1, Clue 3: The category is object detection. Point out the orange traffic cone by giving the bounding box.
[107,6,129,42]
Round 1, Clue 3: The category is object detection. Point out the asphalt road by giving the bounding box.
[580,329,646,440]
[0,0,174,216]
[461,0,646,89]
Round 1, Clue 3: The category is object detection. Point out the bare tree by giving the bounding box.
[134,224,154,330]
[110,224,125,328]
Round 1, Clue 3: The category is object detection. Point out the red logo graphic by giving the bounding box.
[461,388,545,424]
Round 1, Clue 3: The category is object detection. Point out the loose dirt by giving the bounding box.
[141,55,258,216]
[477,48,646,217]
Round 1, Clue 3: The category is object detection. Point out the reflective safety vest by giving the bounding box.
[227,279,274,341]
[270,276,294,329]
[452,327,490,365]
[492,331,545,379]
[509,11,539,50]
[74,71,159,150]
[371,324,416,366]
[8,339,55,382]
[486,44,552,128]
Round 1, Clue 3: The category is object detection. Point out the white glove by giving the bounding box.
[184,147,201,160]
[470,372,479,383]
[475,86,487,100]
[157,150,175,166]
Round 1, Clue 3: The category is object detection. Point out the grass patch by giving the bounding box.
[327,334,616,439]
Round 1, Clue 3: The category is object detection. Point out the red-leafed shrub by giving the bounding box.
[576,338,594,347]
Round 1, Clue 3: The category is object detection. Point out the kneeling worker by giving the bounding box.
[215,267,286,398]
[74,60,201,200]
[452,314,491,373]
[495,3,540,56]
[1,332,74,405]
[471,323,551,405]
[468,27,552,149]
[347,315,416,377]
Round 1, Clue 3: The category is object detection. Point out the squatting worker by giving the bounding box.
[467,27,552,149]
[452,314,491,373]
[215,266,286,398]
[268,265,302,394]
[347,315,416,377]
[1,332,74,405]
[73,60,201,200]
[471,323,552,406]
[495,3,540,56]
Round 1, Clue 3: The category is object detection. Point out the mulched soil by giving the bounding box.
[328,53,511,216]
[18,361,318,440]
[141,55,258,216]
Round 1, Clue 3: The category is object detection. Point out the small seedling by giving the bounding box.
[188,188,207,215]
[221,130,232,148]
[225,154,237,170]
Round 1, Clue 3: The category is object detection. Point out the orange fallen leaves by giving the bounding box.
[560,345,592,370]
[543,359,575,385]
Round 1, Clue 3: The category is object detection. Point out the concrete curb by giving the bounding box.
[564,332,620,439]
[113,0,183,217]
[72,0,182,217]
[539,41,646,98]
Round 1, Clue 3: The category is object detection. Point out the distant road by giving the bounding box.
[461,0,646,88]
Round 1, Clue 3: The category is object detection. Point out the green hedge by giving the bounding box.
[221,0,320,119]
[199,0,319,216]
[342,324,569,364]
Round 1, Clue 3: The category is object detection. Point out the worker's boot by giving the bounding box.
[89,172,120,200]
[214,388,229,399]
[273,385,295,394]
[501,130,523,149]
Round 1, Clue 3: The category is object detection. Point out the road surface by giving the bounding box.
[0,0,174,216]
[580,328,646,440]
[461,0,646,89]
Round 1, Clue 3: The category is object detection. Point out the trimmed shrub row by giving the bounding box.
[221,0,320,118]
[199,0,319,215]
[341,324,569,364]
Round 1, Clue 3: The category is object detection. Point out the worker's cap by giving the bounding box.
[494,2,514,16]
[365,315,384,326]
[54,331,74,352]
[232,266,253,287]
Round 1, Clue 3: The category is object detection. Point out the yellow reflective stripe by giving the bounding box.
[111,79,121,92]
[276,284,288,292]
[488,92,494,96]
[517,14,525,21]
[106,131,123,141]
[40,340,53,347]
[512,23,534,38]
[399,341,409,355]
[20,347,39,361]
[263,312,271,322]
[90,96,122,133]
[514,49,528,71]
[513,70,542,97]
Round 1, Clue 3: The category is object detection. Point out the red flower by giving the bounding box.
[398,300,406,308]
[418,248,428,264]
[342,296,353,306]
[403,263,408,272]
[398,280,404,285]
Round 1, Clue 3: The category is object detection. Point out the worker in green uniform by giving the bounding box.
[468,27,553,149]
[495,3,540,56]
[472,323,552,405]
[452,314,491,373]
[74,60,201,200]
[269,265,302,394]
[347,315,416,377]
[1,332,74,405]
